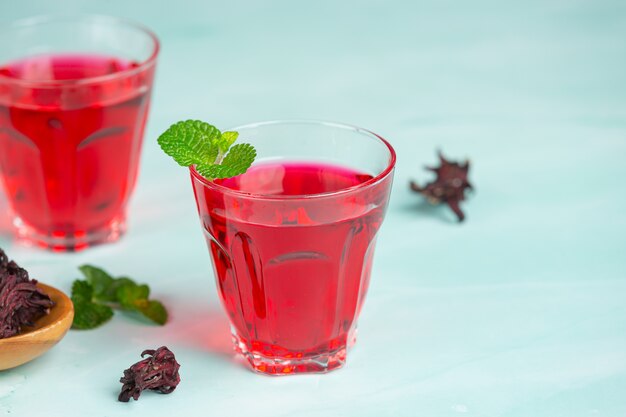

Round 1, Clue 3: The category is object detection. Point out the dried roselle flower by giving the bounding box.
[0,248,55,339]
[410,151,473,221]
[1,250,30,281]
[118,346,181,402]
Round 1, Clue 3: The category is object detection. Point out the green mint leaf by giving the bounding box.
[196,143,256,179]
[100,277,135,303]
[158,120,256,180]
[220,143,257,175]
[157,120,220,167]
[71,298,114,329]
[70,280,114,329]
[218,131,239,153]
[71,279,94,302]
[79,265,113,300]
[116,282,150,309]
[194,163,243,179]
[194,163,228,179]
[79,265,137,303]
[134,299,168,325]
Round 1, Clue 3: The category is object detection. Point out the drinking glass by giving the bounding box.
[0,14,159,250]
[191,120,396,374]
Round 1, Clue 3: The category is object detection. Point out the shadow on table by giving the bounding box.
[168,302,245,366]
[399,198,458,224]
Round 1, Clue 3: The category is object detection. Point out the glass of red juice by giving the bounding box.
[191,120,396,374]
[0,15,159,250]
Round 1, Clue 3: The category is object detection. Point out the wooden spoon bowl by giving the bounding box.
[0,283,74,370]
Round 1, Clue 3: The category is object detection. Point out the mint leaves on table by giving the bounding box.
[157,120,257,180]
[71,265,168,330]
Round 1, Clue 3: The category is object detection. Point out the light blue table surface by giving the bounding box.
[1,1,625,416]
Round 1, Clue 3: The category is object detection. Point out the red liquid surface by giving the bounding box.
[0,54,152,248]
[198,162,388,373]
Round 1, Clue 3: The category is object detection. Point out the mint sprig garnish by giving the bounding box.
[157,120,256,180]
[71,265,168,330]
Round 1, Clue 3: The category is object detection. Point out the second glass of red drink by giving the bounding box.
[191,120,395,374]
[0,15,159,250]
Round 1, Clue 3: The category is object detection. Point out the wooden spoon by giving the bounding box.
[0,283,74,370]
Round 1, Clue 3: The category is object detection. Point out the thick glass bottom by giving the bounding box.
[12,214,126,252]
[232,329,355,375]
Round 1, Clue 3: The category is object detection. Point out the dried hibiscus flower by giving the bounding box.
[410,151,473,221]
[119,346,181,402]
[0,248,55,339]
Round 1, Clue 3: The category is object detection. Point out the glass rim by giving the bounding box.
[189,119,397,200]
[0,13,160,88]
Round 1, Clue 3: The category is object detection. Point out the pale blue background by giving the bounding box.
[1,1,626,416]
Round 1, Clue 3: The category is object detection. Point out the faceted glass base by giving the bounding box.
[13,214,126,252]
[232,330,348,375]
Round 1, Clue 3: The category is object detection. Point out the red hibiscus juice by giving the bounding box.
[0,53,155,250]
[190,122,396,375]
[0,15,158,250]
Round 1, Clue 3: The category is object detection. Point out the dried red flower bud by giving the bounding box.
[0,248,55,339]
[410,151,473,221]
[118,346,181,402]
